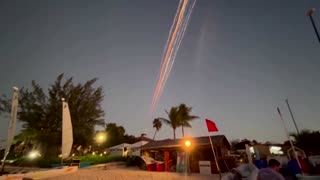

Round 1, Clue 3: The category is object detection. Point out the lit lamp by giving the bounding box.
[28,150,40,159]
[94,132,107,155]
[96,132,107,144]
[185,140,191,148]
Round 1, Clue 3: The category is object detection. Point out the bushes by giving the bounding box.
[126,156,136,166]
[37,157,64,168]
[76,155,126,165]
[12,156,62,168]
[11,155,126,168]
[125,156,146,169]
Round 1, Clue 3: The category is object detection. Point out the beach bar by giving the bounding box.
[141,135,236,174]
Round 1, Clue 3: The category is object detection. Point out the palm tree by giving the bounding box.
[177,104,199,137]
[152,119,162,140]
[156,107,180,140]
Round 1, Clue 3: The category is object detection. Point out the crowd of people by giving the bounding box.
[223,157,319,180]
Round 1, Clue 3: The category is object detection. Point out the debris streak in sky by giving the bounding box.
[159,0,196,98]
[150,0,197,115]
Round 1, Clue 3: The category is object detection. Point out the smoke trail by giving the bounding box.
[157,0,197,99]
[151,0,188,112]
[155,0,196,107]
[152,0,183,108]
[150,0,197,114]
[151,0,196,113]
[157,0,183,68]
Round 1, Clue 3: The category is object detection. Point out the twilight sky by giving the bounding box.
[0,0,320,144]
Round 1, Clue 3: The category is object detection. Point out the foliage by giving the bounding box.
[236,139,251,149]
[12,156,62,168]
[230,139,261,152]
[156,104,198,139]
[11,155,126,168]
[290,129,320,155]
[104,123,139,148]
[126,156,137,166]
[156,107,179,140]
[126,156,145,169]
[177,104,199,137]
[76,155,126,165]
[152,118,162,140]
[0,74,105,157]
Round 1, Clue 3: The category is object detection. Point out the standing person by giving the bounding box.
[258,159,285,180]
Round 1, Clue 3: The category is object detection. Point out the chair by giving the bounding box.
[70,158,81,167]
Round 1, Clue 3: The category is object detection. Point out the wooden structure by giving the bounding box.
[141,135,235,173]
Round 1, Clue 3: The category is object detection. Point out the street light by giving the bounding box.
[185,140,191,148]
[95,132,107,144]
[28,150,40,159]
[306,8,320,44]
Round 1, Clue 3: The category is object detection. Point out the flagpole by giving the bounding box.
[277,107,302,172]
[285,99,300,136]
[208,134,221,178]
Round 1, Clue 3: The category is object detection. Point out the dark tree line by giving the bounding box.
[0,74,105,157]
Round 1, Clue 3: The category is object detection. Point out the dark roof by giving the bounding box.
[136,136,153,142]
[141,135,230,150]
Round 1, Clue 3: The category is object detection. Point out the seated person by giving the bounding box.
[258,159,285,180]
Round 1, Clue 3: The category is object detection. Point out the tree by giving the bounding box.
[230,139,240,152]
[231,139,252,150]
[104,123,138,148]
[290,129,320,155]
[177,104,199,137]
[156,104,198,140]
[104,123,125,148]
[0,74,105,157]
[152,119,162,140]
[252,140,259,145]
[156,107,179,140]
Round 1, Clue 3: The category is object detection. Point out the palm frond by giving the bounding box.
[186,115,199,121]
[181,121,192,128]
[156,117,171,125]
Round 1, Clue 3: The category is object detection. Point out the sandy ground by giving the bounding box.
[42,167,221,180]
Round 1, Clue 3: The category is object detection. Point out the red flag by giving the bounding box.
[205,119,218,132]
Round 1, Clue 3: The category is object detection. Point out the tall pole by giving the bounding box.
[208,135,221,178]
[285,99,300,136]
[306,8,320,44]
[185,151,190,175]
[277,108,302,172]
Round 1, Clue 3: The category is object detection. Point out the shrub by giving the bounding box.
[126,156,136,166]
[12,156,63,168]
[11,155,126,168]
[125,156,146,169]
[76,155,126,165]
